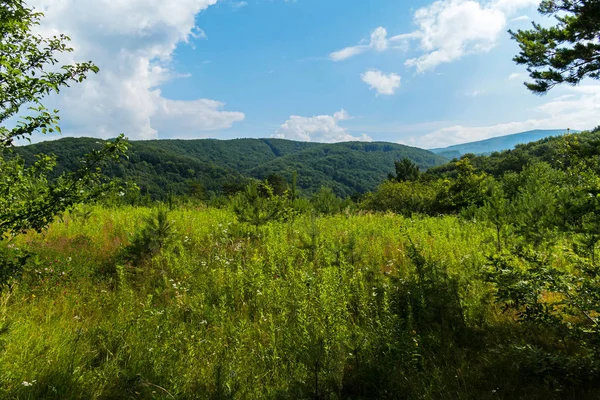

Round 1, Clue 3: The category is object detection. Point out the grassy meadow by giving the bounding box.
[1,204,593,399]
[3,0,600,398]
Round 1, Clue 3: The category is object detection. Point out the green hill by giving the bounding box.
[426,127,600,179]
[13,137,447,198]
[430,129,572,157]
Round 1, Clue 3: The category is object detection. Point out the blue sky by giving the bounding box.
[28,0,600,148]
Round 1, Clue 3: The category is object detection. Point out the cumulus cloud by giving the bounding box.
[331,0,538,71]
[28,0,245,140]
[361,70,401,95]
[403,85,600,148]
[405,0,507,72]
[272,110,372,143]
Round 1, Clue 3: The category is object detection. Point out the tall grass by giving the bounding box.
[0,206,594,399]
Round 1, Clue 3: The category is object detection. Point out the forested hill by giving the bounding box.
[426,127,600,178]
[14,137,447,198]
[430,129,571,158]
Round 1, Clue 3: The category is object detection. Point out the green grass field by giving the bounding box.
[0,205,595,399]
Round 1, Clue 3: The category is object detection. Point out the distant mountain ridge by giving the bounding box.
[426,127,599,179]
[13,137,447,199]
[430,129,574,158]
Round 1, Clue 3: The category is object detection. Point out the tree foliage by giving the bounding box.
[0,140,126,238]
[389,158,420,182]
[0,0,100,146]
[510,0,600,93]
[0,0,127,239]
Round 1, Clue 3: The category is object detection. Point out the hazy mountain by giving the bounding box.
[430,129,574,158]
[426,128,599,179]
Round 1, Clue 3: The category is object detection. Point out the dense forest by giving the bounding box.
[13,138,446,199]
[3,0,600,399]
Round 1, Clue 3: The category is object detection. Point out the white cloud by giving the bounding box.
[403,84,600,148]
[28,0,245,140]
[330,27,418,61]
[273,110,372,143]
[330,45,370,62]
[153,97,245,134]
[331,0,537,71]
[508,72,525,80]
[361,70,401,95]
[405,0,508,72]
[510,15,530,22]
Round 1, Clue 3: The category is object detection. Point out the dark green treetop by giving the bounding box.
[510,0,600,94]
[389,158,420,182]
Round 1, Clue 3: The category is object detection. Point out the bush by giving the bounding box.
[123,208,176,267]
[361,180,438,215]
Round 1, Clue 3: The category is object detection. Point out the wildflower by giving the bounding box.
[22,380,36,387]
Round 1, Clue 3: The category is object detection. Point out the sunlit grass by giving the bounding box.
[0,205,584,399]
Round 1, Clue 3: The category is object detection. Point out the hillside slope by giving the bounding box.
[13,137,447,198]
[427,128,600,178]
[431,129,571,158]
[248,141,445,196]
